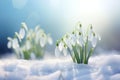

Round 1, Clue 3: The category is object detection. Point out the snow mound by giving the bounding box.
[0,54,120,80]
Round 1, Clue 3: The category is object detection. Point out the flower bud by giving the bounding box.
[79,32,81,35]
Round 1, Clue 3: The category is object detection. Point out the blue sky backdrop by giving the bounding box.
[0,0,120,54]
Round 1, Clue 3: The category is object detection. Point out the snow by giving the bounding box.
[0,53,120,80]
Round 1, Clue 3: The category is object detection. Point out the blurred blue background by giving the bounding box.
[0,0,120,55]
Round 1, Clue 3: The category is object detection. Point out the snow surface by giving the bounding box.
[0,53,120,80]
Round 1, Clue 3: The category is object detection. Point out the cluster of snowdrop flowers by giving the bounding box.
[55,22,101,64]
[7,22,53,59]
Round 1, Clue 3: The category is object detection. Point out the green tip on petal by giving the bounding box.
[56,42,59,46]
[89,24,92,29]
[79,32,81,35]
[65,34,69,38]
[79,23,82,28]
[72,31,75,34]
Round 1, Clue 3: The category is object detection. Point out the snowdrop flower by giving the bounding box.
[21,22,28,31]
[70,32,77,46]
[63,46,68,56]
[77,32,84,47]
[58,41,64,52]
[63,34,72,50]
[88,24,94,41]
[76,22,82,32]
[40,33,47,47]
[91,33,101,48]
[7,22,52,59]
[55,41,61,57]
[7,37,13,48]
[26,29,33,40]
[55,22,101,64]
[19,28,25,39]
[12,38,19,49]
[7,41,12,48]
[7,37,19,49]
[35,25,40,32]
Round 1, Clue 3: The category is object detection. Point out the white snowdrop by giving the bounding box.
[75,22,82,31]
[77,33,84,47]
[7,37,13,41]
[40,34,47,47]
[7,41,12,48]
[70,33,77,46]
[21,22,28,31]
[88,25,94,41]
[91,36,97,48]
[7,22,53,59]
[63,47,68,56]
[7,37,13,48]
[35,25,40,32]
[15,32,21,42]
[63,35,72,50]
[12,38,19,49]
[19,28,25,39]
[58,41,64,52]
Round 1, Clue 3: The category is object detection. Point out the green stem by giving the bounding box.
[80,46,84,63]
[73,46,80,63]
[84,36,88,64]
[86,48,94,64]
[68,48,76,63]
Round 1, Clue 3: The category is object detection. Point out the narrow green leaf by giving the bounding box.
[73,46,80,63]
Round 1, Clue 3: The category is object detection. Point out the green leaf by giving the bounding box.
[86,48,94,64]
[73,46,80,63]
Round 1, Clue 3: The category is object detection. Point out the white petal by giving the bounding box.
[7,41,12,48]
[92,37,97,47]
[58,42,64,51]
[12,38,19,49]
[40,37,46,47]
[15,32,21,42]
[35,25,40,31]
[63,48,68,56]
[21,22,28,31]
[7,37,12,41]
[19,28,25,39]
[98,35,101,41]
[78,36,84,46]
[55,47,61,57]
[63,36,72,50]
